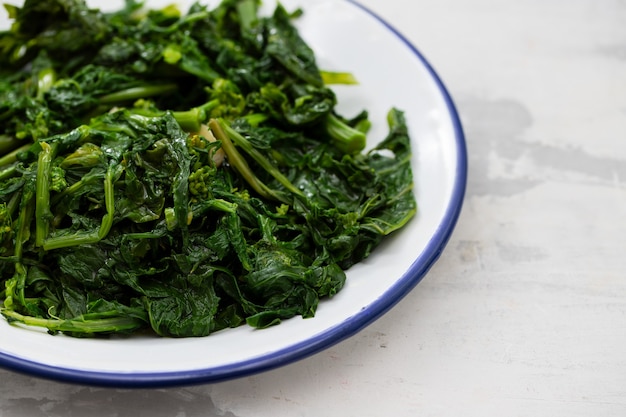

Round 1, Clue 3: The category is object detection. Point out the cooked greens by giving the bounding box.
[0,0,417,337]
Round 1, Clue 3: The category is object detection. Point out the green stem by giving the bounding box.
[1,309,145,334]
[8,182,35,310]
[43,231,100,250]
[152,11,210,35]
[190,198,237,221]
[0,144,31,168]
[240,113,268,128]
[37,68,57,100]
[208,119,286,202]
[43,164,116,250]
[50,175,96,206]
[236,0,258,32]
[320,71,358,85]
[325,113,366,154]
[0,135,22,156]
[98,84,178,105]
[175,100,220,131]
[97,164,116,240]
[131,101,217,132]
[14,184,35,260]
[172,109,203,132]
[14,263,27,309]
[0,164,17,181]
[6,191,21,219]
[35,142,56,247]
[218,119,304,198]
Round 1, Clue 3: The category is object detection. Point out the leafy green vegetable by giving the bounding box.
[0,0,417,338]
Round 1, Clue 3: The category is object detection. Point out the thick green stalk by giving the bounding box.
[239,113,268,128]
[7,182,35,311]
[43,164,116,250]
[1,309,145,334]
[36,68,57,99]
[320,71,358,85]
[217,119,304,198]
[97,164,116,240]
[326,113,366,154]
[0,144,32,168]
[325,113,366,154]
[14,183,35,260]
[208,119,284,202]
[42,231,100,250]
[132,100,218,132]
[6,191,21,219]
[98,84,178,104]
[172,100,218,132]
[236,0,258,31]
[50,174,98,206]
[0,164,17,181]
[0,135,22,156]
[154,11,211,35]
[35,142,57,247]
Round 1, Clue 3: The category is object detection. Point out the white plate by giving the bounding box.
[0,0,466,387]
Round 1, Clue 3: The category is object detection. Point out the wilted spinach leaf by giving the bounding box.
[0,0,417,338]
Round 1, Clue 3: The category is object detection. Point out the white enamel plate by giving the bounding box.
[0,0,467,387]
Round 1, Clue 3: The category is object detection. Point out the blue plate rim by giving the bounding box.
[0,0,467,388]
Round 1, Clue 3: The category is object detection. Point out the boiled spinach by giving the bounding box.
[0,0,417,337]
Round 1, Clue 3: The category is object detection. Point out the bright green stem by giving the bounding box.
[208,119,285,202]
[1,309,145,334]
[190,198,237,222]
[132,101,217,132]
[156,11,211,35]
[98,165,116,239]
[178,60,221,84]
[236,0,258,31]
[98,84,178,105]
[325,113,366,154]
[0,164,17,181]
[37,68,57,99]
[320,71,358,85]
[240,113,268,128]
[172,108,205,132]
[14,186,34,260]
[0,144,31,168]
[35,142,56,247]
[6,191,21,218]
[0,135,22,156]
[172,99,218,132]
[43,164,116,250]
[13,263,27,309]
[50,175,96,206]
[9,182,35,309]
[217,119,304,198]
[164,207,177,231]
[42,231,100,250]
[2,278,15,310]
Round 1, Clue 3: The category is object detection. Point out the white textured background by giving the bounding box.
[2,0,626,416]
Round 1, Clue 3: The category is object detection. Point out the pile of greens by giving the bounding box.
[0,0,417,337]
